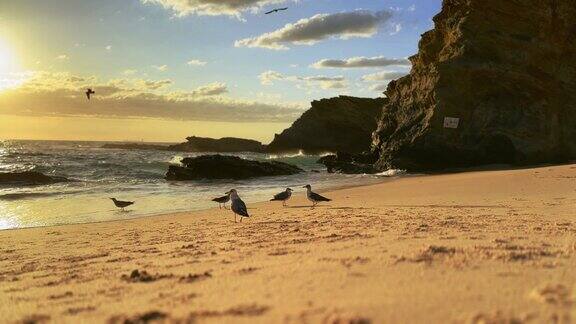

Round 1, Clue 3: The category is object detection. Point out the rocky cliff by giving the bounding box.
[372,0,576,171]
[267,96,387,154]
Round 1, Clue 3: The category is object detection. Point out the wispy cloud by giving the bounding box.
[152,65,168,71]
[235,10,393,50]
[186,59,207,66]
[259,70,347,90]
[141,0,291,18]
[55,54,69,61]
[0,71,302,122]
[361,71,409,82]
[311,56,410,69]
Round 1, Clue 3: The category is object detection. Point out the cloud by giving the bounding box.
[122,69,138,76]
[235,10,392,50]
[141,0,290,18]
[0,72,302,122]
[186,59,207,66]
[259,70,347,90]
[191,82,228,96]
[311,56,411,69]
[361,71,409,82]
[369,83,388,92]
[137,79,173,90]
[152,65,168,71]
[55,54,69,60]
[105,45,112,51]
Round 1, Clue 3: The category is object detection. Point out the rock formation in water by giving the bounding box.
[167,136,265,153]
[102,137,265,153]
[372,0,576,171]
[267,96,387,154]
[165,155,303,180]
[0,171,70,186]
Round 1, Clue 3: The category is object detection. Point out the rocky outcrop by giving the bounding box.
[317,152,378,174]
[0,171,70,186]
[267,96,387,154]
[372,0,576,171]
[167,136,265,153]
[165,155,303,180]
[102,137,265,153]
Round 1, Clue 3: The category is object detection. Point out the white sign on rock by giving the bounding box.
[443,117,460,129]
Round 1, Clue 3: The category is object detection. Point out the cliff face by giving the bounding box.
[267,96,387,154]
[372,0,576,171]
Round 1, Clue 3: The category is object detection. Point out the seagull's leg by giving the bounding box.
[240,217,243,223]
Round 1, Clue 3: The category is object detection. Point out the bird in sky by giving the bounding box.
[270,188,293,207]
[227,189,249,222]
[303,184,331,207]
[265,7,288,14]
[85,88,95,100]
[110,198,134,211]
[212,193,231,209]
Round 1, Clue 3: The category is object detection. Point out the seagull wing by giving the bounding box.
[264,9,275,14]
[310,192,331,202]
[86,91,90,100]
[232,199,249,217]
[271,191,288,201]
[279,7,288,10]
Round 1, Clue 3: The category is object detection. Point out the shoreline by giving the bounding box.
[1,163,575,323]
[0,172,403,233]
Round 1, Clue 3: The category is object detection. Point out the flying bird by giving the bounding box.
[212,193,230,209]
[110,198,134,211]
[227,189,249,222]
[303,184,331,207]
[265,7,288,14]
[85,88,95,100]
[270,188,293,207]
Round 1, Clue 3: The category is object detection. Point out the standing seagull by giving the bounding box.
[85,88,95,100]
[109,198,134,211]
[270,188,293,207]
[212,193,230,209]
[303,184,331,207]
[264,7,288,14]
[226,189,249,222]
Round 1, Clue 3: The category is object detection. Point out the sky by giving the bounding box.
[0,0,441,143]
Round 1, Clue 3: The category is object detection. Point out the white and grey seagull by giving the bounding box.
[270,187,293,207]
[226,189,249,222]
[303,184,331,207]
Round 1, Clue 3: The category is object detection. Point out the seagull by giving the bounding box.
[264,7,288,14]
[212,193,230,209]
[110,198,134,211]
[85,88,95,100]
[227,189,249,222]
[303,184,331,207]
[270,188,293,207]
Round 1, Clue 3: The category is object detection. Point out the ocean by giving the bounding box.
[0,140,402,230]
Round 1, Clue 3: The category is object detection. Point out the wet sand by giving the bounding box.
[1,164,575,323]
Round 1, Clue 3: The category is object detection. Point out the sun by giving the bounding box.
[0,37,24,91]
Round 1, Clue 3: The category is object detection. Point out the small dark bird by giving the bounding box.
[110,198,134,210]
[270,188,293,207]
[212,193,230,209]
[227,189,249,222]
[265,7,288,14]
[303,184,331,206]
[85,88,95,100]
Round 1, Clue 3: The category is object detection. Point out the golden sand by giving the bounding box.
[1,164,575,323]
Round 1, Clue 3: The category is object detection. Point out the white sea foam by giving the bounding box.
[376,169,407,177]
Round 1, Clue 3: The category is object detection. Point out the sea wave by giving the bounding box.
[376,169,407,177]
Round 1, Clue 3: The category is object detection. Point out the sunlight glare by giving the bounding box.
[0,37,23,91]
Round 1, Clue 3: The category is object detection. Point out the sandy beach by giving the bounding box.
[1,164,575,323]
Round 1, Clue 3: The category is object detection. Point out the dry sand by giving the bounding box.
[1,164,575,323]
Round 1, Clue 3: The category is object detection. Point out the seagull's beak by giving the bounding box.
[225,191,230,195]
